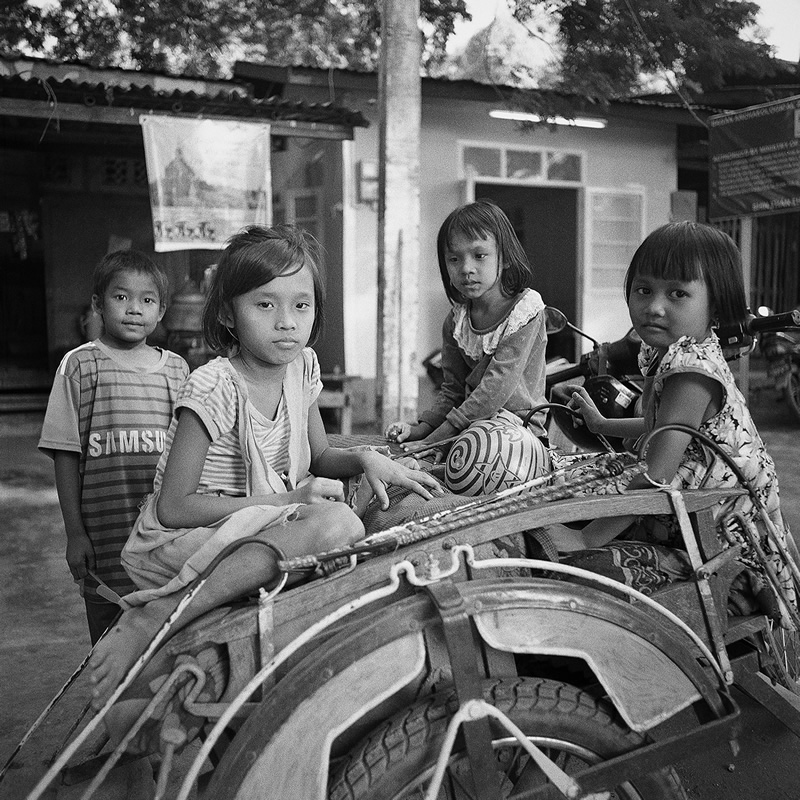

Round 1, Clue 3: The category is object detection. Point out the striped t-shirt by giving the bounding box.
[39,341,189,597]
[152,354,321,496]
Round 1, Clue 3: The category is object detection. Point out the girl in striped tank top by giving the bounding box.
[90,225,442,710]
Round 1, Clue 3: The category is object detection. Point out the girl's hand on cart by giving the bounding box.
[385,421,411,442]
[385,421,433,444]
[359,449,445,510]
[398,438,450,464]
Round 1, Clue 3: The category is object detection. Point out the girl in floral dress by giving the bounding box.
[553,222,795,623]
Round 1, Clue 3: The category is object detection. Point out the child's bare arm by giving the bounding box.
[53,450,95,580]
[629,371,721,488]
[549,373,722,553]
[384,420,434,444]
[157,409,324,528]
[387,419,459,449]
[566,385,646,441]
[308,403,443,509]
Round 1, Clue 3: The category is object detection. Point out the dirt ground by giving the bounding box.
[2,371,800,799]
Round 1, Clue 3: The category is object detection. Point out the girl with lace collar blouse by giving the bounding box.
[385,200,550,478]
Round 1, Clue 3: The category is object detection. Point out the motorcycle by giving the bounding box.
[756,306,800,423]
[544,306,800,451]
[544,308,643,452]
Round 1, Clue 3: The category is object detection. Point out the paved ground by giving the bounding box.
[1,369,799,798]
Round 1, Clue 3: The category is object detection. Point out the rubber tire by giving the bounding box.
[784,371,800,424]
[329,677,687,800]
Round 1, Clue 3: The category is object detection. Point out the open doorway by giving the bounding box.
[474,183,579,361]
[0,209,49,408]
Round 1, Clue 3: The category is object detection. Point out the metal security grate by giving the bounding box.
[132,159,148,187]
[101,157,148,187]
[102,157,131,186]
[43,155,71,185]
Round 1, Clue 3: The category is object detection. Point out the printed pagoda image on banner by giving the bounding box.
[140,115,272,251]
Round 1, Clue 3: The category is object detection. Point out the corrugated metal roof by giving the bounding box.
[235,60,718,124]
[0,54,369,129]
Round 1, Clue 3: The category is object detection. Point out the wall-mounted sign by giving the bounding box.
[709,94,800,220]
[141,115,272,251]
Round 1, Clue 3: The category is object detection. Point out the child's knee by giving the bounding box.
[323,502,364,545]
[296,502,364,547]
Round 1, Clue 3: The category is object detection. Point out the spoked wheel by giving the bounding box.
[784,371,800,424]
[761,624,800,694]
[329,677,686,800]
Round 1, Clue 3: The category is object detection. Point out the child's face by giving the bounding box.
[226,262,316,368]
[443,231,503,304]
[628,273,713,353]
[93,270,164,349]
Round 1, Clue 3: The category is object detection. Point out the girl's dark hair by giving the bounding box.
[203,224,326,353]
[436,200,533,304]
[624,222,748,328]
[93,250,169,306]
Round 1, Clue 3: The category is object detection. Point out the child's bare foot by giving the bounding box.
[89,608,162,711]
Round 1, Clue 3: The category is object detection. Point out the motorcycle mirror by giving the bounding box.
[544,306,568,335]
[544,306,602,348]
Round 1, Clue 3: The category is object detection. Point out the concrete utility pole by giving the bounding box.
[376,0,421,427]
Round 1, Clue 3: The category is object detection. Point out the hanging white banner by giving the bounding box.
[140,115,272,251]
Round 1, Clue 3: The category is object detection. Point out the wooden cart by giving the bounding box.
[7,448,800,800]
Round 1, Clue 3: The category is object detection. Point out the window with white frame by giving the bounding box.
[586,189,644,291]
[460,143,583,183]
[579,187,644,344]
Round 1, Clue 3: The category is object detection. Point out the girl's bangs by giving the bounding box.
[443,214,493,251]
[276,257,305,278]
[634,245,704,284]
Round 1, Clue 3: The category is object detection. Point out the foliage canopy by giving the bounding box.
[1,0,781,101]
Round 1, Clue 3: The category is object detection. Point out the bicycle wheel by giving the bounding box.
[761,623,800,693]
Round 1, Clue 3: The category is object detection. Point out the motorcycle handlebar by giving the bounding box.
[746,309,800,333]
[546,363,585,383]
[548,310,800,385]
[715,310,800,346]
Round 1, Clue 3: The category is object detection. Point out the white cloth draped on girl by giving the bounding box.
[119,358,309,609]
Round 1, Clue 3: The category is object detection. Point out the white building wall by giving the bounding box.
[416,97,677,366]
[287,81,678,419]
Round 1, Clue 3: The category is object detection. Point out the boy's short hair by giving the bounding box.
[92,250,169,306]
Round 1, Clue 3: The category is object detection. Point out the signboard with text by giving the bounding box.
[709,95,800,220]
